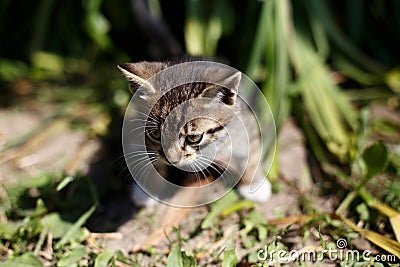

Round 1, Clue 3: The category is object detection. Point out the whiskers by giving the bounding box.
[126,150,159,186]
[128,118,159,136]
[188,161,211,186]
[193,155,239,187]
[116,142,238,190]
[127,111,160,137]
[179,154,235,187]
[113,146,159,184]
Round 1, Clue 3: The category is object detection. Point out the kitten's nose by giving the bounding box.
[169,158,180,164]
[166,148,180,164]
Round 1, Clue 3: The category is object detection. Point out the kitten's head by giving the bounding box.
[118,60,241,172]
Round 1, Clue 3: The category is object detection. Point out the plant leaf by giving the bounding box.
[356,203,369,221]
[201,191,238,229]
[367,201,400,242]
[41,213,74,239]
[342,217,400,259]
[57,248,87,267]
[221,200,256,216]
[0,252,43,267]
[56,176,74,191]
[55,205,95,249]
[362,141,388,179]
[166,244,196,267]
[94,250,115,267]
[386,67,400,93]
[222,249,237,267]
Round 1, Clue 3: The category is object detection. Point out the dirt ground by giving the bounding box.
[0,99,382,265]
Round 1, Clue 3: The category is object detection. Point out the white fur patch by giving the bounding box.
[131,184,158,207]
[237,179,271,202]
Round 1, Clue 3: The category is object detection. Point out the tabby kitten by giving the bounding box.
[118,59,271,207]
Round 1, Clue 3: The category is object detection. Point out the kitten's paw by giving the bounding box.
[131,185,158,207]
[238,178,271,202]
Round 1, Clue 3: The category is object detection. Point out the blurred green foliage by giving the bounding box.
[2,1,400,265]
[2,0,400,66]
[1,0,400,162]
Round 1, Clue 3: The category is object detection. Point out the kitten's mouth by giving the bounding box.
[158,154,199,169]
[157,156,182,167]
[165,158,189,168]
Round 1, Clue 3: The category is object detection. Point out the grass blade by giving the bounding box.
[342,217,400,259]
[245,0,271,80]
[359,189,400,242]
[307,0,387,75]
[261,0,291,128]
[184,0,205,55]
[55,205,96,249]
[201,191,238,229]
[290,33,357,159]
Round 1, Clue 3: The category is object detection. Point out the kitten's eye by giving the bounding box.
[148,130,161,141]
[186,134,203,145]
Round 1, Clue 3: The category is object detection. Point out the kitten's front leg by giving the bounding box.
[237,166,271,203]
[131,184,158,207]
[130,163,168,207]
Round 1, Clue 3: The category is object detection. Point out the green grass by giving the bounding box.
[1,119,400,265]
[1,0,400,265]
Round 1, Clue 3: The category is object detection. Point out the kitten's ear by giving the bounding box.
[117,62,165,96]
[200,71,241,105]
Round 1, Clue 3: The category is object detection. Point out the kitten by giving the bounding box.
[118,59,271,207]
